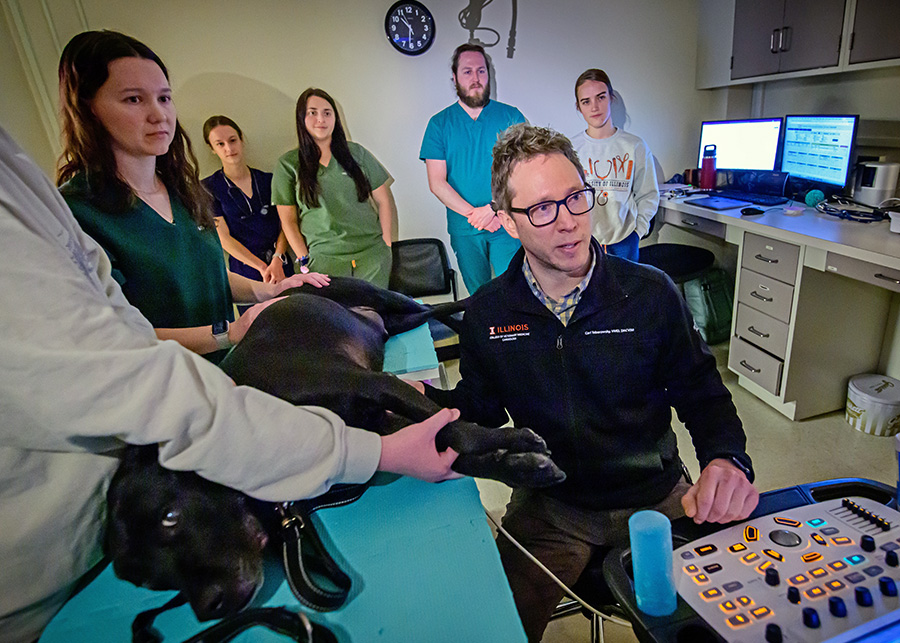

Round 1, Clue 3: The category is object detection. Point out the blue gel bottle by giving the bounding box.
[629,510,677,616]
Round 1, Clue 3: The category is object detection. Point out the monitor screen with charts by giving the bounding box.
[780,114,859,188]
[697,118,783,171]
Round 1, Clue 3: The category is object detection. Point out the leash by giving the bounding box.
[132,595,336,643]
[277,483,367,612]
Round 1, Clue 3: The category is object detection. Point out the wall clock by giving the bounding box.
[385,1,435,55]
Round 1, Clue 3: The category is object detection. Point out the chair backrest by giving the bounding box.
[389,238,458,301]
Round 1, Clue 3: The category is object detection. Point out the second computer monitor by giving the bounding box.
[697,118,783,171]
[780,114,859,189]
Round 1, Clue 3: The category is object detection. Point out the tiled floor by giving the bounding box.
[448,342,898,642]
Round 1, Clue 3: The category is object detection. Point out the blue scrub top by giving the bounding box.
[202,167,291,280]
[420,100,526,236]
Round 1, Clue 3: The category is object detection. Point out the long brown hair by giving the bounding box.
[57,30,213,227]
[293,88,371,209]
[574,68,615,107]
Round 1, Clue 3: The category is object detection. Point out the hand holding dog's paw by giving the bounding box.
[378,408,463,483]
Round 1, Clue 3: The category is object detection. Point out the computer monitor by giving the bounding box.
[780,114,859,188]
[697,118,783,171]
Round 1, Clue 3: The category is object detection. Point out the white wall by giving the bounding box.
[1,0,709,254]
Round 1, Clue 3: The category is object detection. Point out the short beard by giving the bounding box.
[455,80,490,108]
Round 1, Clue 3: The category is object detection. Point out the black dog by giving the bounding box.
[107,277,565,620]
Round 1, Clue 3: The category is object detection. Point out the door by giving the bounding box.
[849,0,900,64]
[731,0,784,79]
[778,0,845,73]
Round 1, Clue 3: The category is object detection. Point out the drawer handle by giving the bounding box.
[750,291,774,303]
[748,326,770,338]
[875,273,900,285]
[754,254,779,264]
[740,360,762,374]
[681,218,698,227]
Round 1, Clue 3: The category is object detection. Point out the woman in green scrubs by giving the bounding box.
[273,88,394,287]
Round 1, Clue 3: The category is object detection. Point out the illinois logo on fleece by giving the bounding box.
[488,322,530,342]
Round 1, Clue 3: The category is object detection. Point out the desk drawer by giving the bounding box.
[737,268,794,323]
[742,233,800,285]
[824,253,900,295]
[735,303,789,359]
[729,337,783,395]
[663,209,726,238]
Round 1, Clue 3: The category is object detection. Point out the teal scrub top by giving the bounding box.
[419,99,526,236]
[62,175,233,331]
[271,142,389,258]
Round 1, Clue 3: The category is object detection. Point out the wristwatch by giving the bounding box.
[723,455,753,481]
[295,254,310,274]
[211,320,232,351]
[272,252,287,264]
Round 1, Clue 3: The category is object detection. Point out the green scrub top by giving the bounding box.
[62,175,233,332]
[272,141,389,258]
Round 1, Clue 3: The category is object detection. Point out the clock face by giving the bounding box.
[385,1,435,55]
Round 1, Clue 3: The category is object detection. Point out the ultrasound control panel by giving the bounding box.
[674,497,900,642]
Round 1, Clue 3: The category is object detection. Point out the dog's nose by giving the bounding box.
[194,585,227,621]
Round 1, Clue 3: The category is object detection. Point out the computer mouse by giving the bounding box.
[741,207,764,216]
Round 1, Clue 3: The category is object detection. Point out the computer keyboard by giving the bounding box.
[711,190,788,206]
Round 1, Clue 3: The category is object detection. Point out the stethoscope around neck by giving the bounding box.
[223,169,268,218]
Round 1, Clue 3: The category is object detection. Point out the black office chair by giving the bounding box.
[388,239,462,384]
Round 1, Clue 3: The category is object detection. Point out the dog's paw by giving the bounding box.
[502,426,550,455]
[451,451,566,488]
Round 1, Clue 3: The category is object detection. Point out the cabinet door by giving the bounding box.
[731,0,784,79]
[849,0,900,64]
[778,0,845,73]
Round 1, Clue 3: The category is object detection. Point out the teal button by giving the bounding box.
[807,518,827,527]
[845,554,866,565]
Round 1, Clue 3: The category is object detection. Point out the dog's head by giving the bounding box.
[105,446,270,620]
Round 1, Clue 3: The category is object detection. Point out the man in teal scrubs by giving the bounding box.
[420,43,526,295]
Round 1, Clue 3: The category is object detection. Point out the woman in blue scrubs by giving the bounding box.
[202,115,293,285]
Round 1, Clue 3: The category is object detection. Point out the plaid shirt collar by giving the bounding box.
[522,246,596,326]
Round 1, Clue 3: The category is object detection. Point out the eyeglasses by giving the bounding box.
[507,187,602,227]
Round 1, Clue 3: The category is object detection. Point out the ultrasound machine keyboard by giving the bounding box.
[675,497,900,642]
[712,190,789,206]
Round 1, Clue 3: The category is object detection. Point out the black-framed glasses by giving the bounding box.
[508,187,599,227]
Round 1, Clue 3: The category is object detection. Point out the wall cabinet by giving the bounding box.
[731,0,846,80]
[849,0,900,64]
[698,0,900,88]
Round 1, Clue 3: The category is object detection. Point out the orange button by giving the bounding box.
[809,567,829,578]
[693,573,711,585]
[774,517,801,528]
[702,588,724,600]
[727,613,751,628]
[695,544,718,556]
[757,560,774,574]
[744,525,759,542]
[832,537,853,546]
[750,606,773,619]
[741,552,760,564]
[826,580,846,592]
[729,542,747,553]
[720,600,738,612]
[736,595,754,607]
[828,560,848,571]
[802,552,823,563]
[811,533,828,546]
[684,564,700,574]
[789,574,809,585]
[805,586,827,599]
[763,549,785,562]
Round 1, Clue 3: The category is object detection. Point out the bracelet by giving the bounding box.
[295,254,310,273]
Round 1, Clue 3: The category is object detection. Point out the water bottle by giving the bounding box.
[700,144,717,191]
[629,510,677,616]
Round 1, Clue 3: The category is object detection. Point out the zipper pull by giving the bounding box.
[557,336,563,350]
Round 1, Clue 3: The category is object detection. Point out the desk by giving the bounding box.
[659,197,900,420]
[40,324,525,643]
